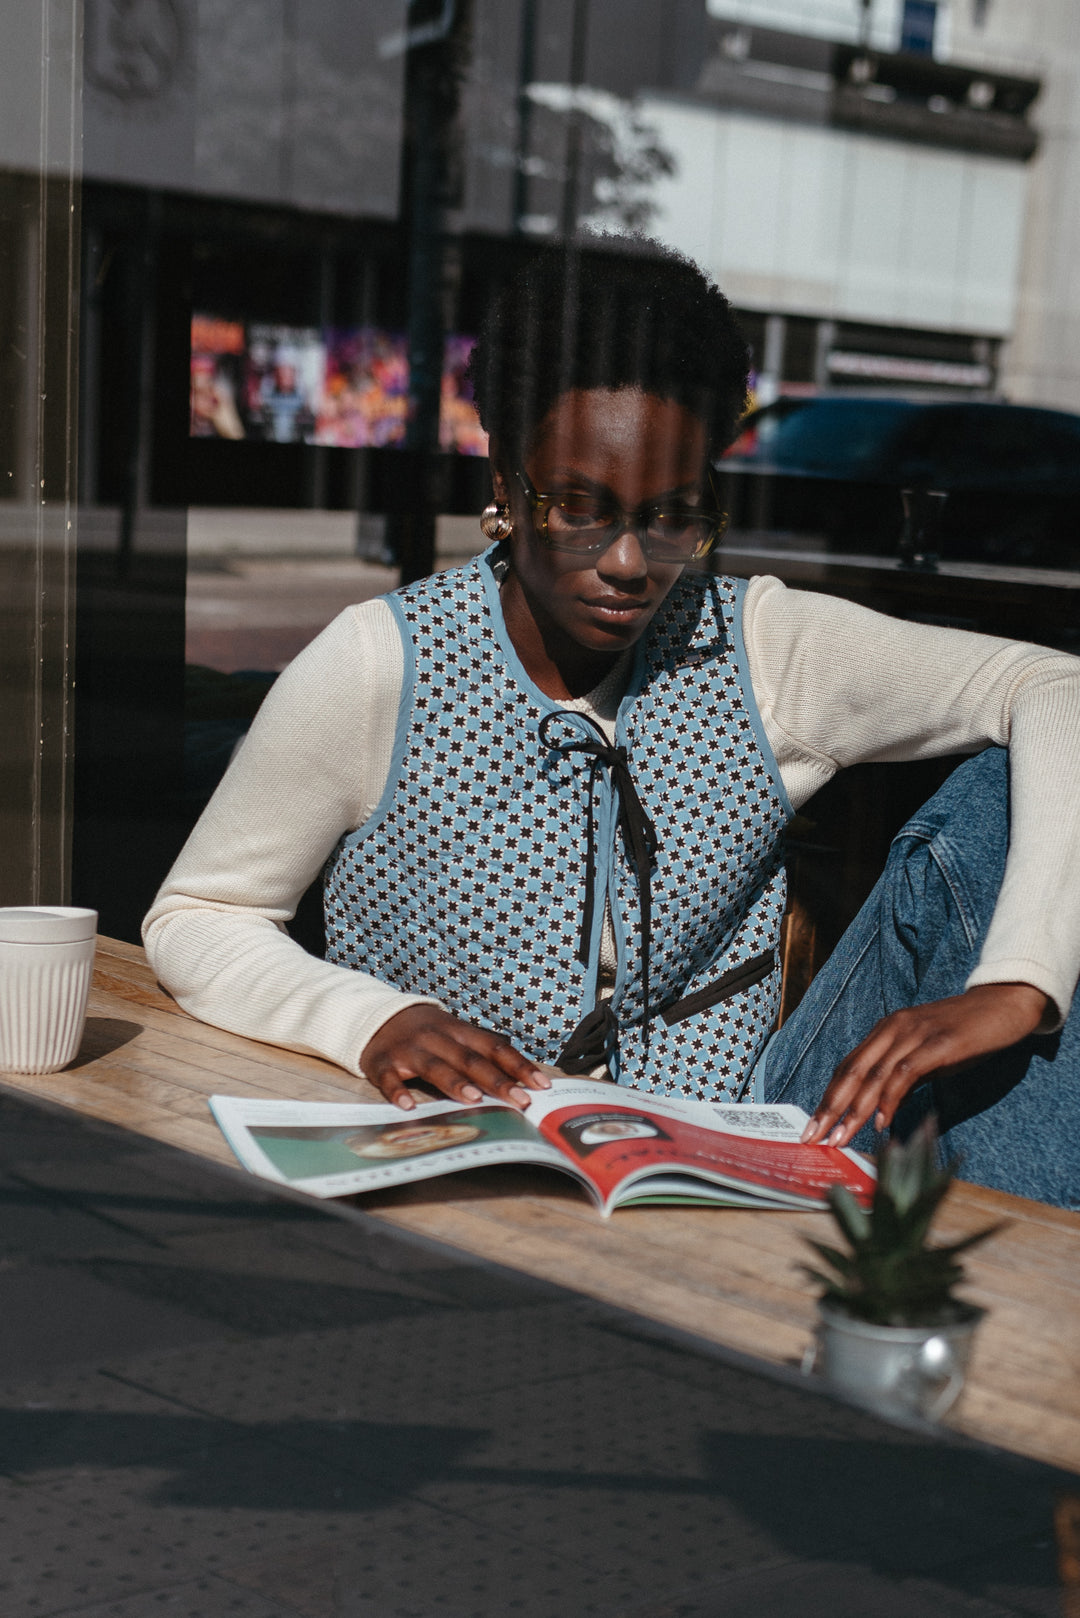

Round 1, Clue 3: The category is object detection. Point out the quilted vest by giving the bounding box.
[324,547,792,1101]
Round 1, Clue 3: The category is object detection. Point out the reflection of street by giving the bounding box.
[185,511,483,672]
[186,557,396,672]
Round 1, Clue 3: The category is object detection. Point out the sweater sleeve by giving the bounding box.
[742,574,1080,1026]
[142,598,444,1077]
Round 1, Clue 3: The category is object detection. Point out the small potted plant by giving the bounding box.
[802,1117,1001,1422]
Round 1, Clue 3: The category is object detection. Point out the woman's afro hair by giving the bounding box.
[468,240,750,466]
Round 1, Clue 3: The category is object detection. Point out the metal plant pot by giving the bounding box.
[804,1300,984,1422]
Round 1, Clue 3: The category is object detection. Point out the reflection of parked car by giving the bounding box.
[718,398,1080,571]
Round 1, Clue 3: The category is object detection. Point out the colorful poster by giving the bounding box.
[314,327,410,448]
[439,334,489,456]
[244,324,324,443]
[189,316,246,439]
[190,316,487,454]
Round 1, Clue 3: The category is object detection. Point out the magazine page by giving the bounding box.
[521,1080,877,1214]
[606,1175,795,1210]
[209,1094,583,1201]
[610,1175,814,1211]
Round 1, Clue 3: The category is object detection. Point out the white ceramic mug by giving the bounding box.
[0,907,98,1075]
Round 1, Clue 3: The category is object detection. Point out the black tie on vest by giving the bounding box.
[538,710,658,1068]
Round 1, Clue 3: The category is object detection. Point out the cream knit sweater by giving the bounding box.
[144,575,1080,1079]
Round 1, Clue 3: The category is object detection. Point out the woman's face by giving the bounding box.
[495,388,710,677]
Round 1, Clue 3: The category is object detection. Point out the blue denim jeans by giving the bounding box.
[760,747,1080,1209]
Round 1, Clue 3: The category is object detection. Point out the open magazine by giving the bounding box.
[210,1077,876,1218]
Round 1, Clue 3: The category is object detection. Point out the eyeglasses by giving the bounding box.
[515,469,728,563]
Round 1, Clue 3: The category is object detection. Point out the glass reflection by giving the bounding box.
[3,0,1075,937]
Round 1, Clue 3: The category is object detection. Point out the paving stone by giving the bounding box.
[615,1558,1025,1618]
[0,1444,356,1618]
[0,1098,149,1169]
[219,1502,656,1618]
[3,1464,654,1618]
[12,1154,323,1247]
[929,1536,1066,1618]
[120,1304,654,1424]
[73,1254,444,1341]
[271,1214,509,1284]
[0,1366,226,1479]
[0,1174,155,1262]
[0,1265,222,1380]
[0,1359,794,1614]
[45,1575,306,1617]
[154,1225,445,1294]
[419,1359,746,1479]
[690,1427,1053,1578]
[145,1326,1056,1609]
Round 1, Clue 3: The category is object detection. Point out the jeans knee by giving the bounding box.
[897,747,1008,851]
[884,749,1009,976]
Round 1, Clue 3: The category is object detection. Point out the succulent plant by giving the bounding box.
[803,1117,1001,1327]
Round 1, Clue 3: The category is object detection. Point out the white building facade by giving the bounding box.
[657,0,1079,410]
[947,0,1080,409]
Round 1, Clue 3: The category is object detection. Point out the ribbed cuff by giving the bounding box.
[964,961,1068,1033]
[346,992,447,1077]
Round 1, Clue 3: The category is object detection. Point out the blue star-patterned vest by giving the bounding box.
[324,547,792,1101]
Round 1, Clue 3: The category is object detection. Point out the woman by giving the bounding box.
[145,246,1080,1204]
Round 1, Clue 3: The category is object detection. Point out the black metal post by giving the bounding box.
[388,0,473,585]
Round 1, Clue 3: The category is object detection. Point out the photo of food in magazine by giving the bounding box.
[346,1121,483,1158]
[210,1078,876,1218]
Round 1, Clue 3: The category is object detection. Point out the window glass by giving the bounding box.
[4,0,1078,935]
[0,5,80,908]
[750,398,918,476]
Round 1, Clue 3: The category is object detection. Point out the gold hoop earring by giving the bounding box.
[479,501,513,542]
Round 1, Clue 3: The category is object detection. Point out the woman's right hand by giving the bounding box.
[360,1005,551,1111]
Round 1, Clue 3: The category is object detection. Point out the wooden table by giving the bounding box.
[4,936,1079,1478]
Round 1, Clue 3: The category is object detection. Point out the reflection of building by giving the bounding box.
[684,0,1080,410]
[83,0,406,216]
[464,0,1080,412]
[945,1,1080,411]
[465,0,1045,405]
[64,0,1080,520]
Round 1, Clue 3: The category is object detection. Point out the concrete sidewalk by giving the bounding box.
[0,1087,1068,1618]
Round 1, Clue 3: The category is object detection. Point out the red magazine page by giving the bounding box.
[537,1103,876,1207]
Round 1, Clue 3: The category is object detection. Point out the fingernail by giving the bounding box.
[509,1086,530,1106]
[397,1093,415,1111]
[462,1085,482,1102]
[826,1127,844,1147]
[532,1069,551,1088]
[874,1111,885,1131]
[800,1122,816,1144]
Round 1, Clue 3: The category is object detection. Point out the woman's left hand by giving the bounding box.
[800,982,1051,1149]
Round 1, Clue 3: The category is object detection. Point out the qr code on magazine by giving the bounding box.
[713,1108,795,1134]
